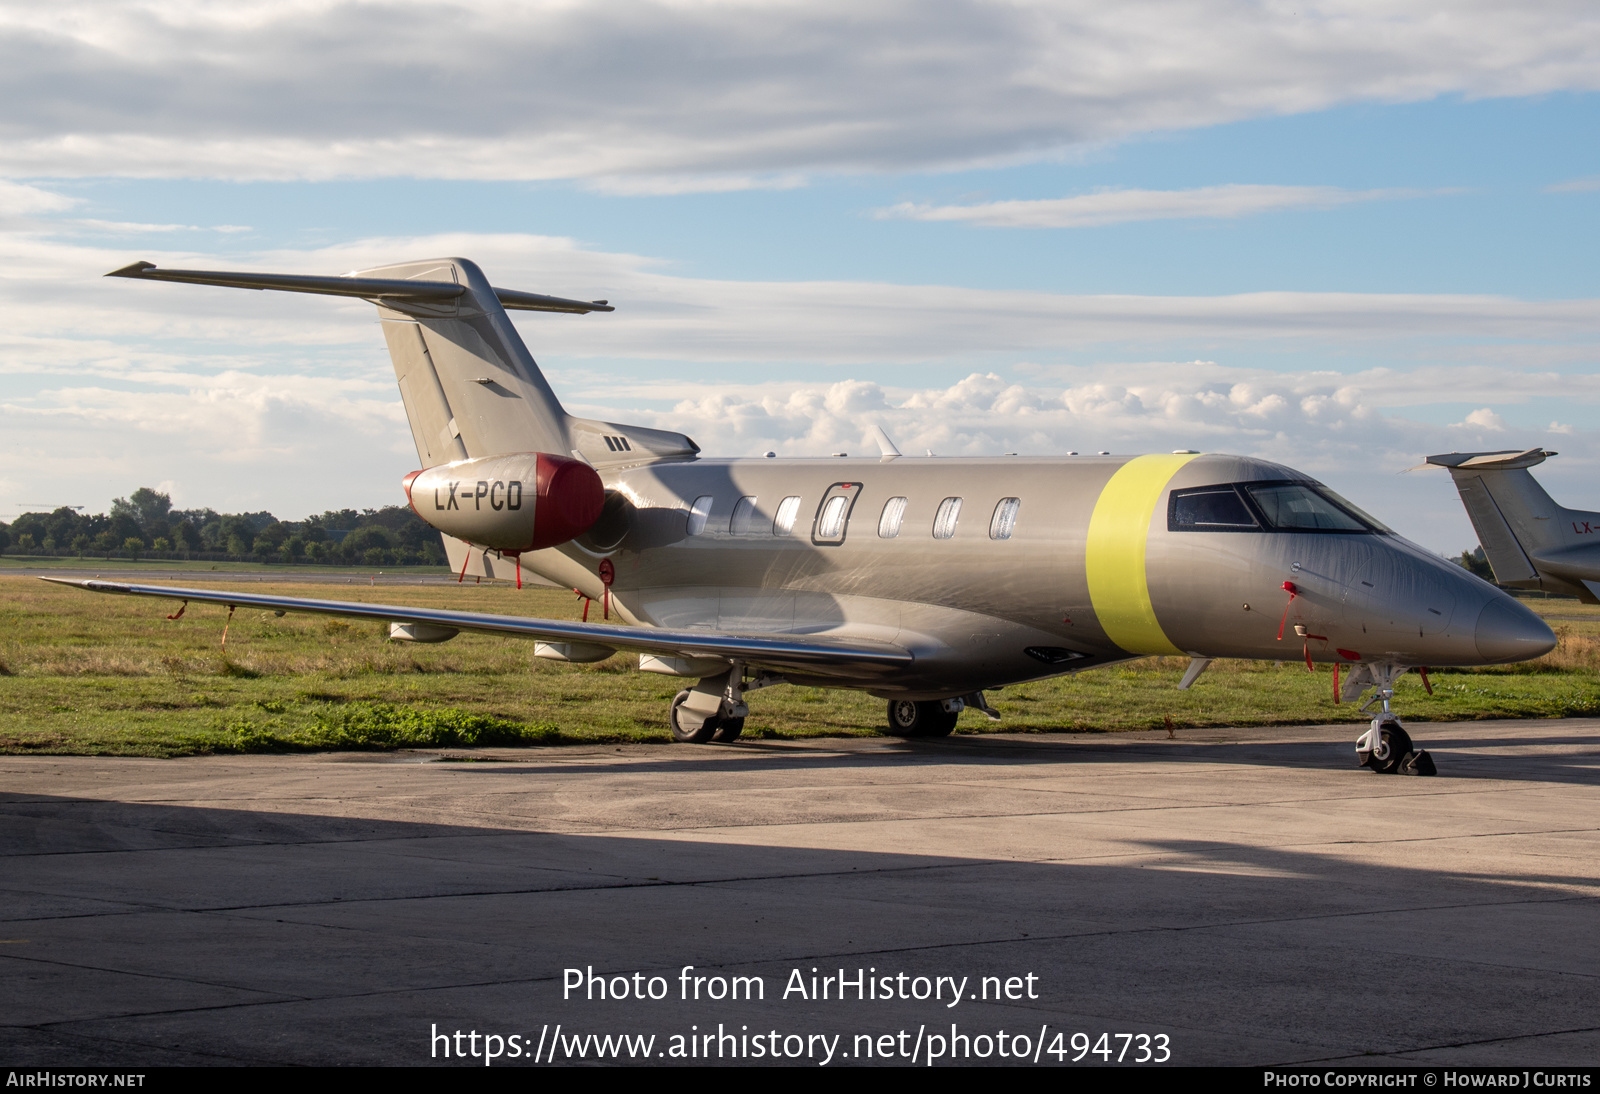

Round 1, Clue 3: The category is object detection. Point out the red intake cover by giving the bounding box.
[531,453,604,550]
[401,469,424,515]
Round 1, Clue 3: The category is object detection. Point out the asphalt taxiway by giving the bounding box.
[2,719,1597,1067]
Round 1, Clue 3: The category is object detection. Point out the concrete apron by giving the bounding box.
[1,718,1597,1066]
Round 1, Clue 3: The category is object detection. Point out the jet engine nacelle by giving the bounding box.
[404,453,604,553]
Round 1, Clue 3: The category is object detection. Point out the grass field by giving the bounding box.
[1,575,1597,755]
[0,555,452,575]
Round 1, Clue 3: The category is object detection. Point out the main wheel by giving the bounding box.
[1359,723,1414,774]
[885,699,959,738]
[711,717,745,743]
[669,689,718,744]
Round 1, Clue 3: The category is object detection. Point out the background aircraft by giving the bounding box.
[56,257,1558,776]
[1427,449,1600,602]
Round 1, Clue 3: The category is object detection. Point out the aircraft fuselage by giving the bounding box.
[509,452,1554,699]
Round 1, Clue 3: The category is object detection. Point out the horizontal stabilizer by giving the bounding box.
[105,261,613,314]
[46,579,912,680]
[1424,449,1555,471]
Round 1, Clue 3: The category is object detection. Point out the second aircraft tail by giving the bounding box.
[1426,448,1598,599]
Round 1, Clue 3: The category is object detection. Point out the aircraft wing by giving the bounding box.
[45,579,912,680]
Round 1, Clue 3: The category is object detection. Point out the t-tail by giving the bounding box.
[1426,448,1600,602]
[107,256,699,577]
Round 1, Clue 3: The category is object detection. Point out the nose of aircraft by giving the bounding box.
[1474,597,1556,664]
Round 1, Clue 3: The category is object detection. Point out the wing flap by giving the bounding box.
[45,579,910,679]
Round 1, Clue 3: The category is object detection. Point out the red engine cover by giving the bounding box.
[530,453,604,550]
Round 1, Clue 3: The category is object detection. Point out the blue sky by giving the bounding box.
[2,1,1598,552]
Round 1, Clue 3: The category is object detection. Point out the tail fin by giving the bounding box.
[107,257,699,470]
[361,257,575,463]
[1425,448,1596,597]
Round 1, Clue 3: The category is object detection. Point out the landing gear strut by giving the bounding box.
[1346,662,1437,776]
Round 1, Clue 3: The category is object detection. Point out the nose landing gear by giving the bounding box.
[1346,662,1437,776]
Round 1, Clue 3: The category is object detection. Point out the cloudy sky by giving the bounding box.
[2,0,1597,552]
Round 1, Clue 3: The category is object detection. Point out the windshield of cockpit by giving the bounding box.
[1168,480,1390,533]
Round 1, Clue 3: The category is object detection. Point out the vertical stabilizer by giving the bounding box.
[360,258,573,462]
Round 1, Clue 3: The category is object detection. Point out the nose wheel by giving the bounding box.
[1355,716,1411,773]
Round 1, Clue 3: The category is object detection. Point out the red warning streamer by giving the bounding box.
[1276,581,1298,641]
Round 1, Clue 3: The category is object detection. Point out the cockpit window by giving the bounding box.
[1243,483,1371,532]
[1305,485,1392,533]
[1169,481,1386,534]
[1170,487,1258,531]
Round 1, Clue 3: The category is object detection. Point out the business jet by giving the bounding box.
[52,257,1557,776]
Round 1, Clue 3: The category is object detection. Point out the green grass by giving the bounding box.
[1,576,1596,756]
[0,555,450,574]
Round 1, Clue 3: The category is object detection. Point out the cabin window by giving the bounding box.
[773,496,801,536]
[989,497,1020,540]
[686,495,714,536]
[730,495,759,535]
[811,482,863,546]
[878,496,907,538]
[932,497,962,539]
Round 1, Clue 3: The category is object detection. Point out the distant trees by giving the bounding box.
[1456,546,1495,583]
[0,487,447,566]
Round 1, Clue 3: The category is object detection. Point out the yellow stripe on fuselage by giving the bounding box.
[1085,453,1199,655]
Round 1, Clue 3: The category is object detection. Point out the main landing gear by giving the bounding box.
[884,692,1001,738]
[667,663,785,744]
[1345,663,1437,776]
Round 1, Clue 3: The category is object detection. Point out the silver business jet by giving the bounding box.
[54,258,1557,775]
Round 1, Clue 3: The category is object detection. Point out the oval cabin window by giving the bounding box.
[879,496,907,538]
[816,495,849,539]
[932,497,962,539]
[730,495,758,535]
[773,496,801,536]
[989,497,1020,540]
[686,495,714,536]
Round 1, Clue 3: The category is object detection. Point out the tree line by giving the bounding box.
[0,488,447,566]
